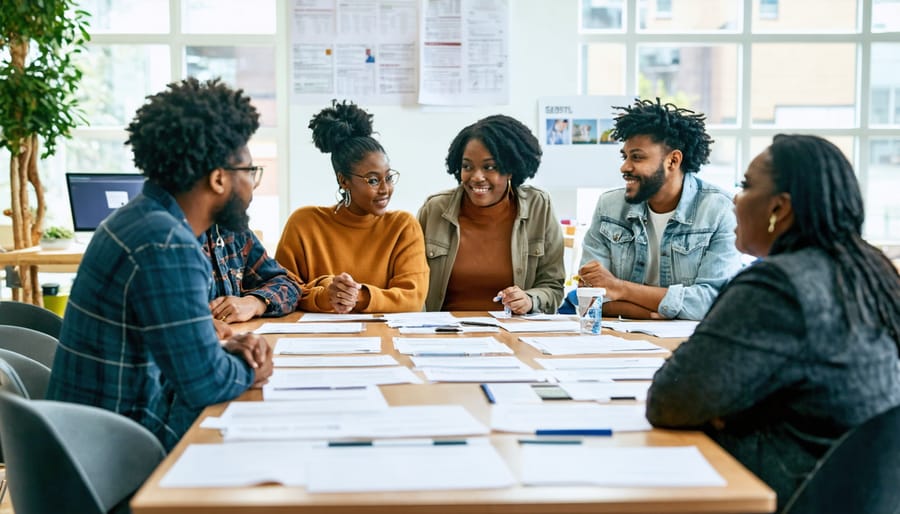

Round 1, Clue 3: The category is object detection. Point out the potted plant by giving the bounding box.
[40,225,75,250]
[0,2,90,303]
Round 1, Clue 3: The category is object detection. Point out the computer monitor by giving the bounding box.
[65,173,146,233]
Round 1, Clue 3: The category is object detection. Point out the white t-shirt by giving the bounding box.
[645,208,676,286]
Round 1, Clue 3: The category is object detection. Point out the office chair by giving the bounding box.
[0,350,52,506]
[780,403,900,514]
[0,348,51,400]
[0,393,166,514]
[0,325,59,368]
[0,300,63,339]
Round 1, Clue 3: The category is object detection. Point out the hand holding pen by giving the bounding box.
[493,286,533,315]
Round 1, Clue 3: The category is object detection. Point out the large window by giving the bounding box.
[36,0,285,245]
[579,0,900,243]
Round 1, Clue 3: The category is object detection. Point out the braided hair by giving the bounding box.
[445,114,542,189]
[611,98,713,174]
[125,77,260,194]
[768,134,900,352]
[309,99,385,180]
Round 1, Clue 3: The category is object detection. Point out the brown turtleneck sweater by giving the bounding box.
[442,191,517,311]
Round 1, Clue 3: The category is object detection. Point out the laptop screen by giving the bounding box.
[65,173,146,232]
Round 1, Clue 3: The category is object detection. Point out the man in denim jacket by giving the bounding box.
[579,99,741,320]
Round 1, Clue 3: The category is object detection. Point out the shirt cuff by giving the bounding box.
[657,284,684,319]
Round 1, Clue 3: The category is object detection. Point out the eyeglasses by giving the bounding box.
[351,170,400,189]
[225,165,264,189]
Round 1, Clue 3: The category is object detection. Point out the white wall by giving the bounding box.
[285,0,581,228]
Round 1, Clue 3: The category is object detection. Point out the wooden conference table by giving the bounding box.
[131,312,776,514]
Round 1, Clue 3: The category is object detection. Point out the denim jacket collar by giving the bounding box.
[625,172,700,226]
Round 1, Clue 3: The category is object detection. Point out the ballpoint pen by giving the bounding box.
[534,429,612,436]
[479,383,496,404]
[325,439,468,447]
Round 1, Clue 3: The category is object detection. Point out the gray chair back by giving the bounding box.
[0,349,51,400]
[0,325,59,368]
[0,350,51,464]
[781,403,900,514]
[0,300,63,339]
[0,393,166,514]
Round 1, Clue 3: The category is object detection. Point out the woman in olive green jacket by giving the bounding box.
[416,115,565,314]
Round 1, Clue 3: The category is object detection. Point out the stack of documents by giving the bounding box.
[536,357,666,381]
[410,355,546,383]
[265,366,422,392]
[491,403,653,433]
[161,438,517,492]
[392,336,513,356]
[273,337,382,355]
[274,355,399,368]
[602,320,699,338]
[495,320,580,333]
[520,335,668,355]
[383,312,499,334]
[215,405,490,442]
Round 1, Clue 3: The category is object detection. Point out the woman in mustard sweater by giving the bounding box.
[275,100,428,313]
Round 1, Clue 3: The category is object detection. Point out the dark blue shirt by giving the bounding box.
[47,182,255,450]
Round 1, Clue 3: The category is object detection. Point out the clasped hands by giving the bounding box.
[214,319,273,388]
[328,272,362,313]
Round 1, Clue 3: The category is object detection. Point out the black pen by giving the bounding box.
[517,439,583,445]
[326,439,468,447]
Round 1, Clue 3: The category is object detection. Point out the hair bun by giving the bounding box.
[309,99,374,154]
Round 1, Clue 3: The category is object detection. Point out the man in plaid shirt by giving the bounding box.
[47,78,273,450]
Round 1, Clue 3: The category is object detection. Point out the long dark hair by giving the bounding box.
[768,134,900,351]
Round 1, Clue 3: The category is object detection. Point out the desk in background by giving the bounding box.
[131,313,775,514]
[0,246,85,305]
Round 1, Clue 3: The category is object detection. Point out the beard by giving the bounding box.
[214,191,250,232]
[624,161,666,205]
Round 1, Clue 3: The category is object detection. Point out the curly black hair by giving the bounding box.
[445,114,542,189]
[125,77,260,194]
[767,134,900,351]
[309,99,385,179]
[610,98,713,174]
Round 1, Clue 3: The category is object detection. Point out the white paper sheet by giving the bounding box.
[255,322,365,334]
[221,405,490,442]
[521,446,726,487]
[398,325,500,334]
[383,312,458,327]
[489,312,576,321]
[221,390,388,418]
[520,335,668,355]
[480,383,543,404]
[491,403,653,433]
[298,313,384,322]
[306,439,515,492]
[536,357,665,381]
[558,381,652,402]
[160,442,314,487]
[273,337,382,355]
[410,356,530,369]
[267,366,422,389]
[393,337,513,356]
[602,320,699,338]
[274,355,398,368]
[422,368,548,383]
[495,320,580,333]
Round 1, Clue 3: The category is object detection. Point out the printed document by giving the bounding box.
[273,337,382,355]
[491,403,652,433]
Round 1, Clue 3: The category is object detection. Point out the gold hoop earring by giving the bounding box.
[767,214,777,233]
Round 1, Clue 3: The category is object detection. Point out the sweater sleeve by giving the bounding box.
[646,262,807,428]
[356,214,429,312]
